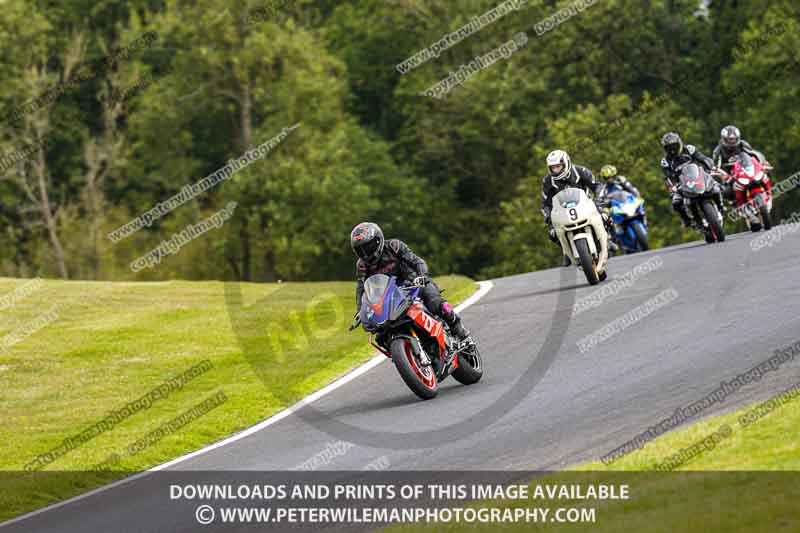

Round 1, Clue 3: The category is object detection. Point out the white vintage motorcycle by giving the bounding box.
[551,187,609,285]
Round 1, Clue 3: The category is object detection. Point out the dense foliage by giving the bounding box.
[0,0,798,281]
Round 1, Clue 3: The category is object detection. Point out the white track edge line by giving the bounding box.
[1,280,494,528]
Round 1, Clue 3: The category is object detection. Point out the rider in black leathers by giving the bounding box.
[351,222,470,341]
[660,132,723,228]
[541,150,610,265]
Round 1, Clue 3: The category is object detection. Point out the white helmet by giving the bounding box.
[546,149,572,181]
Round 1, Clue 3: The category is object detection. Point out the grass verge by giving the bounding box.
[0,275,476,521]
[393,381,800,532]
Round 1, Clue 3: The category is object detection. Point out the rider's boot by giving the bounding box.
[562,254,572,267]
[715,191,726,217]
[679,210,695,229]
[442,303,470,342]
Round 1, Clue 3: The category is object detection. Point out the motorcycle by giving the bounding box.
[677,163,726,243]
[551,187,609,285]
[713,153,773,232]
[603,189,649,253]
[349,275,483,400]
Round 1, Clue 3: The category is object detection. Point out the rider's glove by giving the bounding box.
[601,212,610,224]
[413,275,430,287]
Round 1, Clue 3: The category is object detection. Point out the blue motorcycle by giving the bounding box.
[349,274,482,400]
[604,190,649,253]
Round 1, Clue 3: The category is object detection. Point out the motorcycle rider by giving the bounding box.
[541,150,612,265]
[350,222,471,342]
[712,125,767,170]
[660,132,723,228]
[597,164,641,199]
[712,125,772,201]
[596,165,643,250]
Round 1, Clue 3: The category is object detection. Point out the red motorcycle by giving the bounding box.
[714,153,773,232]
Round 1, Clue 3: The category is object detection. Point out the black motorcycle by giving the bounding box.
[677,163,726,243]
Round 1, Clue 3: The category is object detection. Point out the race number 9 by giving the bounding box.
[569,208,578,221]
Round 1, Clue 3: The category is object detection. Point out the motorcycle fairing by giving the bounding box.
[406,302,447,355]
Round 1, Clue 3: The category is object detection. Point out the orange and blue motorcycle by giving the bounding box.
[349,274,483,400]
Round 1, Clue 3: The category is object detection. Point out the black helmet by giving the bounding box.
[661,132,683,157]
[720,125,741,154]
[350,222,384,265]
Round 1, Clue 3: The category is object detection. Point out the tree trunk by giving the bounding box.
[240,82,253,150]
[34,142,68,279]
[263,248,277,282]
[240,221,251,281]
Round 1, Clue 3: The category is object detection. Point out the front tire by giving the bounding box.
[702,201,726,243]
[391,338,438,400]
[754,193,772,230]
[452,342,483,385]
[632,222,649,251]
[575,238,600,285]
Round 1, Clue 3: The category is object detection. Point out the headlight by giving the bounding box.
[754,171,763,181]
[737,177,749,186]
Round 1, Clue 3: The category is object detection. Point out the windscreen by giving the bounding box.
[738,153,754,173]
[556,188,583,207]
[608,190,631,203]
[680,164,700,181]
[363,274,390,305]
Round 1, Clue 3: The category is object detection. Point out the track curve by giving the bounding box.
[5,230,800,532]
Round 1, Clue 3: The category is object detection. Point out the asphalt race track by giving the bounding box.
[5,229,800,532]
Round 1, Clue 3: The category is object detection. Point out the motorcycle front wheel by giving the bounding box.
[575,238,600,285]
[754,193,772,231]
[632,222,649,251]
[702,201,726,243]
[391,337,438,400]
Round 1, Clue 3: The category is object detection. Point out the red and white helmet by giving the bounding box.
[546,149,572,182]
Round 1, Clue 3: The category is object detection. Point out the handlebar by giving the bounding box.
[710,168,731,183]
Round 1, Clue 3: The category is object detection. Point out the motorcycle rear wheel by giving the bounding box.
[391,337,438,400]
